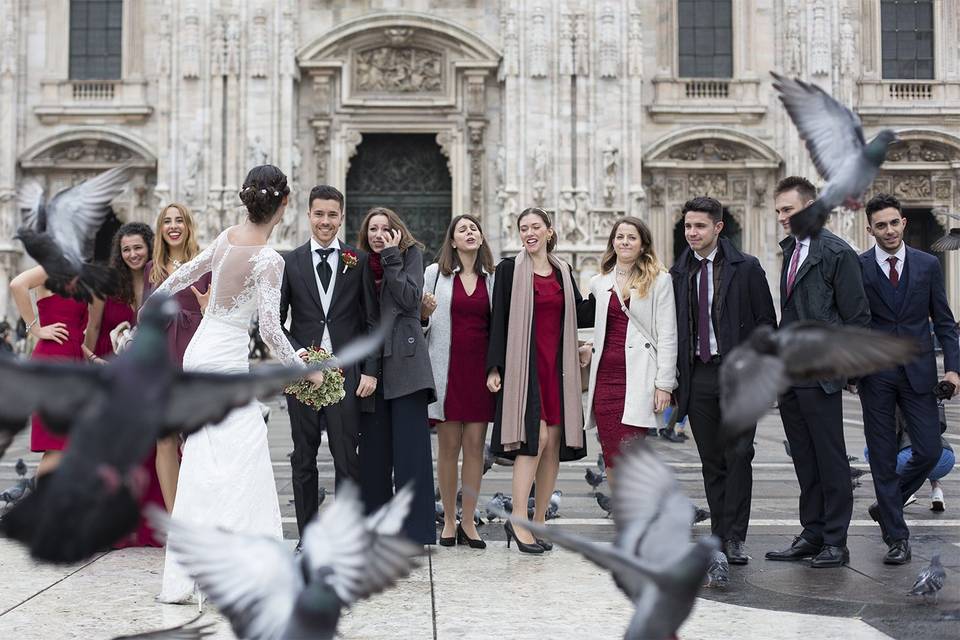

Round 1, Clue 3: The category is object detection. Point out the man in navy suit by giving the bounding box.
[857,193,959,565]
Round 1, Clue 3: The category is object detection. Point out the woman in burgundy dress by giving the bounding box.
[581,217,677,484]
[422,214,496,548]
[81,223,165,547]
[144,203,211,511]
[486,208,591,553]
[10,266,88,477]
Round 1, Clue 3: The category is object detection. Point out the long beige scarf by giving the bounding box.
[501,250,584,451]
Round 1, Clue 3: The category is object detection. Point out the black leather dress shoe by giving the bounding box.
[724,538,749,565]
[883,539,911,565]
[810,544,849,568]
[765,536,821,561]
[868,503,890,545]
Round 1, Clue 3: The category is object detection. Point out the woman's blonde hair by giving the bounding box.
[149,203,200,286]
[600,217,664,299]
[356,207,425,254]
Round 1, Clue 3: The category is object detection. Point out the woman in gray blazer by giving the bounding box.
[357,207,436,545]
[421,214,495,548]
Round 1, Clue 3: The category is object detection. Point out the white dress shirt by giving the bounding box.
[875,242,906,281]
[309,236,340,354]
[693,246,719,358]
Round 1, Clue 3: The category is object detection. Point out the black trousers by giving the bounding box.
[359,388,436,545]
[287,369,361,536]
[779,386,852,547]
[859,367,941,543]
[687,360,756,542]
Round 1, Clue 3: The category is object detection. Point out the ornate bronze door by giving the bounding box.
[345,133,452,262]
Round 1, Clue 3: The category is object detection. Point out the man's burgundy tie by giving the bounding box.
[698,260,711,363]
[786,243,801,297]
[887,256,899,288]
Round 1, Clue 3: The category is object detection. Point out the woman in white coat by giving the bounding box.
[421,214,496,548]
[582,217,678,484]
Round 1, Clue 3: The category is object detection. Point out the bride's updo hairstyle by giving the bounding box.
[239,164,290,224]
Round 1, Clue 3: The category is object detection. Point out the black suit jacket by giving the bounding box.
[859,245,959,393]
[279,240,380,378]
[670,238,777,417]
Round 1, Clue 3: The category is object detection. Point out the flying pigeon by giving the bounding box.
[771,72,897,238]
[507,439,719,640]
[15,164,133,303]
[908,554,946,601]
[704,549,729,588]
[149,482,420,640]
[720,322,917,430]
[930,209,960,251]
[0,295,383,563]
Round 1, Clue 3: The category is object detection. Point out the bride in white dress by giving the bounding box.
[151,165,322,603]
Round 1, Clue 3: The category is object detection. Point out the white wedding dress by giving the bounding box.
[152,229,302,603]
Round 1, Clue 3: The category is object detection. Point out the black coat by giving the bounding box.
[486,257,588,461]
[279,241,380,379]
[670,238,777,417]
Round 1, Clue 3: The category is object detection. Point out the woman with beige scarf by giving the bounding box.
[486,207,591,554]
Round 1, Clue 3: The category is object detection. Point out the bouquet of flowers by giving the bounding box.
[284,347,346,410]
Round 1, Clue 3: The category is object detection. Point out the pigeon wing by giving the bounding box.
[147,507,301,640]
[361,483,422,601]
[931,208,960,223]
[777,322,917,382]
[15,180,44,231]
[108,614,217,639]
[930,231,960,252]
[0,356,104,458]
[771,72,865,181]
[46,164,131,262]
[15,227,120,303]
[719,343,788,431]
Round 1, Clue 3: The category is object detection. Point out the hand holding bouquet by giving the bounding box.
[285,347,346,410]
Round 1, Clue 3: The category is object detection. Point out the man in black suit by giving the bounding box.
[280,185,379,537]
[670,196,777,565]
[765,177,871,568]
[857,193,959,564]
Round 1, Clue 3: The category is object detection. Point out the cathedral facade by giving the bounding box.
[1,0,959,318]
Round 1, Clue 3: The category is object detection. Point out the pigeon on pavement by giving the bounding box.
[704,549,729,588]
[585,466,606,490]
[720,322,917,430]
[596,492,613,517]
[509,439,719,640]
[771,72,897,239]
[908,554,946,601]
[693,507,710,525]
[149,482,420,640]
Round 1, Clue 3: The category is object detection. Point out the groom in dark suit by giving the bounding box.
[280,185,379,537]
[857,193,959,564]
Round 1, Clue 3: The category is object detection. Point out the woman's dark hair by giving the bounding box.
[356,206,425,254]
[517,207,557,252]
[110,222,154,306]
[437,214,495,276]
[239,164,290,224]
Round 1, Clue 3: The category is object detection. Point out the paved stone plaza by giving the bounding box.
[1,394,957,640]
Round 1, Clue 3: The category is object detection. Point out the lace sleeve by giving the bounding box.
[151,236,218,298]
[255,250,304,368]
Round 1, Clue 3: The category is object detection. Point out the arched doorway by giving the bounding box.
[672,208,743,263]
[345,133,452,262]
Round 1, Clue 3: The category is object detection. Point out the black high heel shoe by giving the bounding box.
[438,523,457,547]
[457,523,487,549]
[504,521,544,554]
[535,538,553,551]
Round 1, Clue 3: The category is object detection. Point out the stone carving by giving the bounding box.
[467,122,485,210]
[934,180,952,201]
[183,142,203,203]
[311,74,332,117]
[226,13,241,76]
[627,11,642,78]
[203,197,224,245]
[886,141,951,163]
[839,5,857,77]
[344,130,363,173]
[574,191,591,240]
[43,141,134,165]
[290,141,302,207]
[434,131,454,176]
[0,0,16,76]
[558,189,578,242]
[280,1,297,77]
[602,139,619,206]
[313,123,330,183]
[495,145,507,191]
[598,3,619,79]
[810,0,830,76]
[593,210,620,242]
[249,9,269,79]
[752,174,768,208]
[181,2,201,79]
[558,12,574,76]
[731,178,748,202]
[573,11,590,76]
[893,176,932,200]
[667,178,685,202]
[629,188,647,220]
[668,141,749,162]
[500,11,519,80]
[529,3,548,78]
[466,74,486,116]
[158,12,172,76]
[833,208,860,252]
[532,141,549,206]
[648,174,665,208]
[499,192,519,241]
[210,14,227,77]
[689,174,728,198]
[248,136,268,167]
[354,47,443,93]
[383,28,414,46]
[784,1,801,75]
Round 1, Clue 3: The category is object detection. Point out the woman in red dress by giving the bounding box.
[82,222,165,547]
[486,208,591,553]
[422,214,496,548]
[10,266,88,476]
[143,203,211,512]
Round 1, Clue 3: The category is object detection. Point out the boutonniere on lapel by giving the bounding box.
[341,249,358,274]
